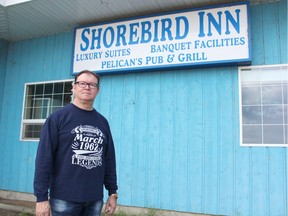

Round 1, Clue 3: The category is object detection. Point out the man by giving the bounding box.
[34,70,118,216]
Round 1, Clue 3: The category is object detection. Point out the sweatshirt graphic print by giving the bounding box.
[71,125,104,169]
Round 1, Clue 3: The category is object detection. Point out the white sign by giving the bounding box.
[72,2,250,74]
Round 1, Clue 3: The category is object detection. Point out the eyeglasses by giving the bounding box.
[75,81,99,89]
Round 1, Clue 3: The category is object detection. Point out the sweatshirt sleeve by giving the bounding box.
[33,116,59,202]
[104,123,118,195]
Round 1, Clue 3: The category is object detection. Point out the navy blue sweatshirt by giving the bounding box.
[34,103,118,202]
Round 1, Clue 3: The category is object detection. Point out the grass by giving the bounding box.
[109,209,158,216]
[19,212,32,216]
[20,212,32,216]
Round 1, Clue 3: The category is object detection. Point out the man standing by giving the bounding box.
[34,70,118,216]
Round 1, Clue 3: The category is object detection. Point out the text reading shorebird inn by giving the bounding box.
[72,2,250,74]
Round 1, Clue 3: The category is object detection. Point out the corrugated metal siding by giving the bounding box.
[95,1,288,215]
[0,1,287,215]
[96,67,241,213]
[0,33,74,194]
[0,39,8,119]
[251,1,287,65]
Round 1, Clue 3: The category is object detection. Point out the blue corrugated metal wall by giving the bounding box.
[0,39,8,122]
[0,33,74,193]
[96,67,241,214]
[0,1,287,216]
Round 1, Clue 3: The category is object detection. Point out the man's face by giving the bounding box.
[73,73,99,103]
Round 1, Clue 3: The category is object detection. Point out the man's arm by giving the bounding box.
[104,127,118,195]
[103,122,118,214]
[34,117,58,202]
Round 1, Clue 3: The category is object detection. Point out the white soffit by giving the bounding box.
[0,0,31,6]
[0,0,282,42]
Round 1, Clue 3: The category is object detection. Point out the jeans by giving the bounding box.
[50,197,103,216]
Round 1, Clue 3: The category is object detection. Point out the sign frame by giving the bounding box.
[71,2,251,75]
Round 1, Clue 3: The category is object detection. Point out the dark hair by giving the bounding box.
[74,70,100,86]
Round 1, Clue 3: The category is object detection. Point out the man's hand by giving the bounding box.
[105,194,117,214]
[36,201,50,216]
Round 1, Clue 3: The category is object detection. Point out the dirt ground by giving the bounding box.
[0,209,33,216]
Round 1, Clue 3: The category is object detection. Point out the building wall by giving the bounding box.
[0,1,287,216]
[0,39,8,122]
[0,33,74,193]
